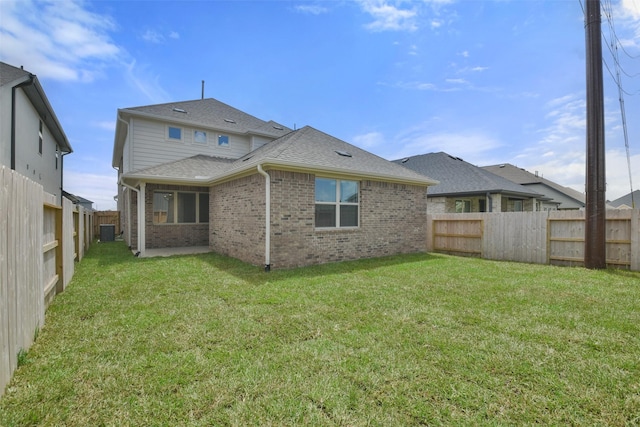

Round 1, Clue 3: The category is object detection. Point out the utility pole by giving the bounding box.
[584,0,607,269]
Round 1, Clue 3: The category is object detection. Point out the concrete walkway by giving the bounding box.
[136,246,211,258]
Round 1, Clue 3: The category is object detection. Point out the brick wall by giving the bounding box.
[210,174,266,265]
[211,170,428,269]
[145,184,209,249]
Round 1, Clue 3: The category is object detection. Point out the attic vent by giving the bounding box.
[172,108,187,113]
[401,158,409,163]
[242,156,253,162]
[335,150,352,158]
[448,155,463,161]
[273,125,284,130]
[224,118,236,123]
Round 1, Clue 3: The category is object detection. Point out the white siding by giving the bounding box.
[0,84,12,167]
[129,118,254,172]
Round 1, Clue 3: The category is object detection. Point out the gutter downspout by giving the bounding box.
[11,74,35,170]
[486,192,493,213]
[119,178,141,254]
[257,164,271,271]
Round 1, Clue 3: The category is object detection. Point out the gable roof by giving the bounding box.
[393,152,543,198]
[0,62,72,153]
[482,163,585,207]
[609,189,639,209]
[113,98,291,168]
[123,126,439,187]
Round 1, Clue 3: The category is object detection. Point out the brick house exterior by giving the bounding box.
[210,171,428,269]
[114,99,437,269]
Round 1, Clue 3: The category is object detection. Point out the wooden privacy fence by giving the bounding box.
[93,210,120,239]
[427,210,640,270]
[1,166,93,397]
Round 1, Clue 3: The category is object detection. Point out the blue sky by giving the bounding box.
[1,0,639,210]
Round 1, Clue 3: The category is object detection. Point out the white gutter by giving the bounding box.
[119,177,142,255]
[256,164,271,271]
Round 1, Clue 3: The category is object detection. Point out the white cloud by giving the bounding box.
[358,0,418,32]
[0,0,120,82]
[142,29,164,43]
[142,29,180,43]
[294,4,329,15]
[352,131,385,149]
[392,126,504,163]
[93,121,116,131]
[124,60,171,104]
[64,169,118,211]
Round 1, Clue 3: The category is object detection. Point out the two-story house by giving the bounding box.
[113,98,438,269]
[1,62,73,204]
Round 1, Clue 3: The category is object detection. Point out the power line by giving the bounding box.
[602,0,635,207]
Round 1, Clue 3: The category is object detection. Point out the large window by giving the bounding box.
[153,191,209,224]
[315,178,359,228]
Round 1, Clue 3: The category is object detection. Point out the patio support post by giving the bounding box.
[139,182,146,256]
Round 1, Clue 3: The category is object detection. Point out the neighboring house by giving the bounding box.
[608,190,639,209]
[482,163,585,210]
[0,62,73,204]
[113,98,438,269]
[393,152,552,214]
[62,191,94,211]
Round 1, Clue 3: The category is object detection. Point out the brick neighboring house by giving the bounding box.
[1,62,73,204]
[482,163,585,210]
[113,98,438,269]
[393,152,552,214]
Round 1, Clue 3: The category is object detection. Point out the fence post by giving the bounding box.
[631,209,639,271]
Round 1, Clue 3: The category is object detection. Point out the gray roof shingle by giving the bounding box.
[609,190,640,208]
[121,98,291,138]
[393,152,543,197]
[126,126,438,186]
[482,163,586,206]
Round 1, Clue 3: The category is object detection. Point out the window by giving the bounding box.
[153,191,209,224]
[55,146,59,169]
[479,199,486,212]
[168,126,182,140]
[315,178,359,228]
[218,134,229,147]
[194,130,207,144]
[455,200,471,213]
[513,199,523,212]
[38,120,43,155]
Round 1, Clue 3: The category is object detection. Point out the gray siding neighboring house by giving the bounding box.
[1,62,73,204]
[482,163,585,210]
[393,152,551,214]
[113,99,438,269]
[608,190,639,209]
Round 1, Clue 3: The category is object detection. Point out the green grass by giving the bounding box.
[1,242,639,426]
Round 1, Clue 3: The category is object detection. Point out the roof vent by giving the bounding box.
[401,158,409,163]
[335,150,352,158]
[242,156,253,162]
[224,118,236,123]
[172,108,187,113]
[273,125,284,130]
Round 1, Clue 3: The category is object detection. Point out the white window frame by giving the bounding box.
[152,191,209,224]
[218,134,230,148]
[315,178,359,229]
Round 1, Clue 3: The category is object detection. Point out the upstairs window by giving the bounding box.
[218,134,229,147]
[194,130,207,144]
[168,126,182,141]
[315,178,359,228]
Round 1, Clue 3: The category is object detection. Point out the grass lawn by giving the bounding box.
[1,242,639,426]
